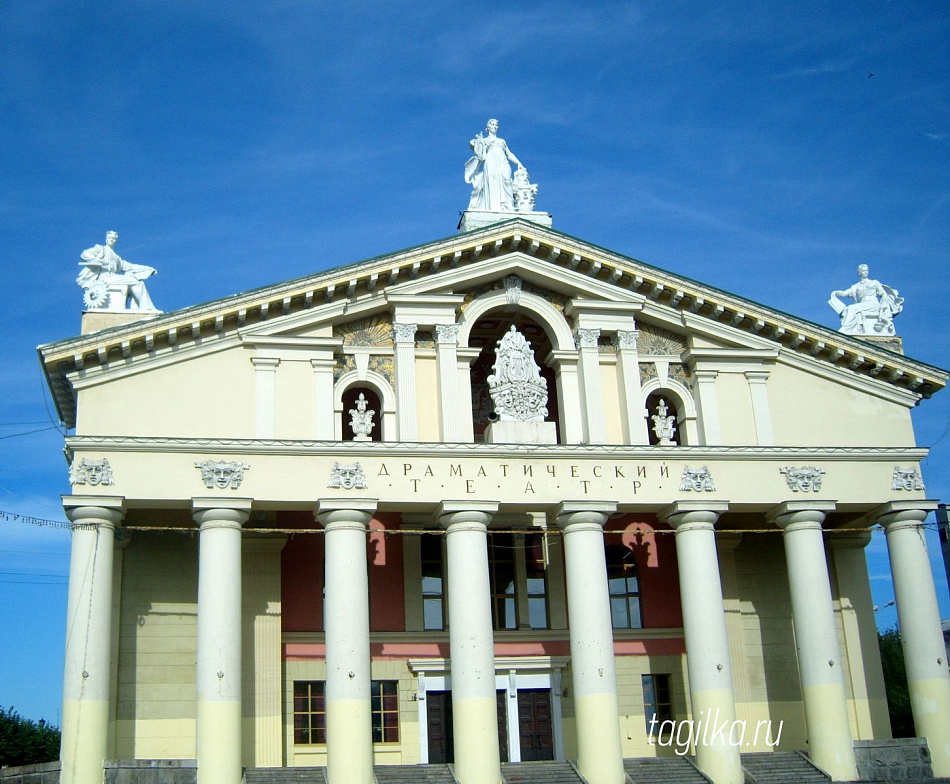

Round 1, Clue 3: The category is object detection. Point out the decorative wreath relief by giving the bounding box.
[195,460,250,490]
[70,457,115,486]
[779,466,825,493]
[679,466,716,492]
[891,466,925,491]
[328,462,368,490]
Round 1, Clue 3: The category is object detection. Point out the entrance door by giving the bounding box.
[497,690,509,762]
[517,688,555,761]
[427,691,453,763]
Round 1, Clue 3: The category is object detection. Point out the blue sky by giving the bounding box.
[1,1,948,725]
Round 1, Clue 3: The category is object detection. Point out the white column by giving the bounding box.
[61,497,123,784]
[744,371,774,446]
[768,503,857,781]
[659,502,742,784]
[251,357,280,438]
[614,330,648,444]
[194,499,250,784]
[555,502,624,784]
[549,350,584,444]
[873,501,950,777]
[439,501,500,784]
[457,347,481,443]
[435,324,462,442]
[393,323,418,442]
[316,500,377,784]
[693,369,722,445]
[575,328,606,444]
[311,356,336,440]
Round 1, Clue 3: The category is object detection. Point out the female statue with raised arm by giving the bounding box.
[464,119,525,212]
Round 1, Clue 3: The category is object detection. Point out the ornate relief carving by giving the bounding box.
[195,460,250,489]
[333,354,357,383]
[459,281,504,311]
[392,322,418,344]
[639,362,658,382]
[505,274,523,305]
[328,462,368,490]
[651,399,677,445]
[488,325,549,422]
[780,466,825,492]
[575,328,600,349]
[669,363,692,387]
[369,356,395,386]
[680,466,716,492]
[523,283,568,312]
[349,393,376,441]
[335,314,394,347]
[70,457,115,486]
[613,330,639,351]
[637,323,687,356]
[435,324,461,344]
[891,466,925,491]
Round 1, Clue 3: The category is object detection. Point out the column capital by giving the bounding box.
[744,370,771,383]
[767,501,836,530]
[659,500,728,530]
[250,357,280,369]
[870,500,939,529]
[62,495,125,527]
[315,499,378,529]
[438,501,498,529]
[553,500,617,530]
[613,330,639,351]
[192,498,252,529]
[574,328,600,349]
[435,324,460,344]
[393,322,418,344]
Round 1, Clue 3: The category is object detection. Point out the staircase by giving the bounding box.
[374,764,457,784]
[623,757,711,784]
[501,761,584,783]
[741,752,829,784]
[245,768,327,784]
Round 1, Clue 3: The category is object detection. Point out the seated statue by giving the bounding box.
[829,264,902,336]
[78,231,158,311]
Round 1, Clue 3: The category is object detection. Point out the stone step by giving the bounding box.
[374,764,457,784]
[741,752,829,784]
[244,768,327,784]
[623,756,711,784]
[501,760,585,784]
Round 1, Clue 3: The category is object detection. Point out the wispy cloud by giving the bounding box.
[771,59,857,79]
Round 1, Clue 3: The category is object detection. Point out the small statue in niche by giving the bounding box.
[348,393,376,441]
[651,399,676,445]
[487,326,549,422]
[829,264,903,336]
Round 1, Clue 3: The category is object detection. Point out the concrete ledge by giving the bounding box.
[104,760,197,784]
[854,739,933,782]
[0,761,61,784]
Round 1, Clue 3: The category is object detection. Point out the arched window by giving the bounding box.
[606,544,642,629]
[645,391,682,446]
[341,386,382,442]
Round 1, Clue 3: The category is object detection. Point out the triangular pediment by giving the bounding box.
[39,218,947,426]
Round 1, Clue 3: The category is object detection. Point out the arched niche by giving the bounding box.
[457,289,576,352]
[640,378,699,445]
[333,371,396,442]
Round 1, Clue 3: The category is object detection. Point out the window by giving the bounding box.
[371,681,399,743]
[642,674,672,733]
[489,533,518,630]
[524,533,549,629]
[293,680,399,744]
[293,681,326,744]
[421,533,445,630]
[606,545,642,629]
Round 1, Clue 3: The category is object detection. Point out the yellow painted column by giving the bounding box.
[316,500,378,784]
[60,497,124,784]
[555,502,625,784]
[660,502,743,784]
[439,501,501,784]
[194,500,251,784]
[768,503,857,781]
[874,501,950,776]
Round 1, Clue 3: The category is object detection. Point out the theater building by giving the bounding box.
[39,215,950,784]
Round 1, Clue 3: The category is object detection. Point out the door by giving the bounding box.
[497,690,509,762]
[427,690,454,763]
[517,688,555,761]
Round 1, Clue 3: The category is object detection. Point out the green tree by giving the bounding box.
[878,627,915,738]
[0,706,61,767]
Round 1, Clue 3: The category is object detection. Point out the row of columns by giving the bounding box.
[60,495,950,784]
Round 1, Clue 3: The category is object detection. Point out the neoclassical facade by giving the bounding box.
[40,218,950,784]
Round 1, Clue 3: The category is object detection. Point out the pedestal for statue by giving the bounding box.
[484,420,558,444]
[458,209,553,233]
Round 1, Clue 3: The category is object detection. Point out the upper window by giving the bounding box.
[489,533,518,630]
[421,533,445,631]
[488,532,550,631]
[606,544,642,629]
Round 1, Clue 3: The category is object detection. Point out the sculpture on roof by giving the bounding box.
[487,326,548,422]
[829,264,903,336]
[78,231,159,312]
[465,119,538,212]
